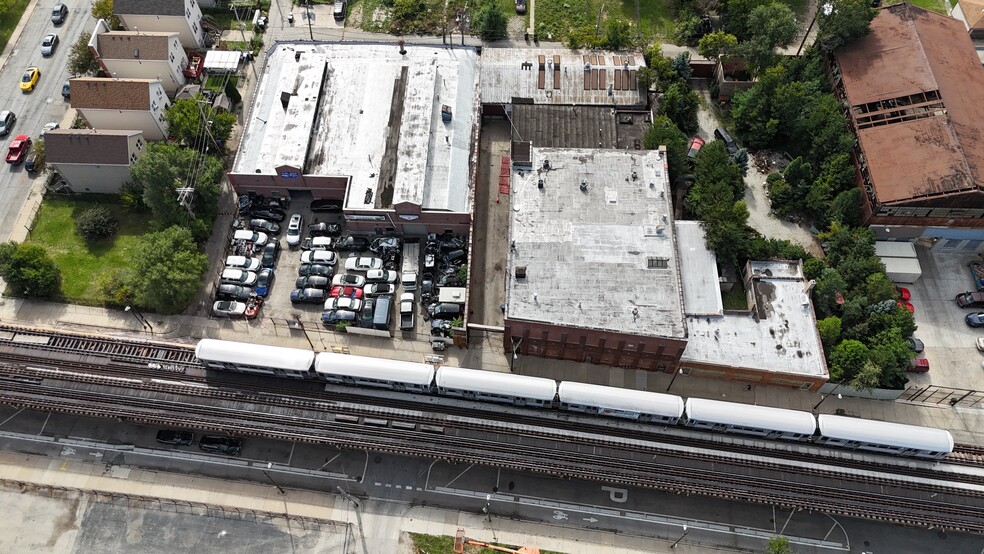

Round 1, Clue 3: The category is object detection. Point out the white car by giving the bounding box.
[212,300,247,318]
[331,273,366,288]
[40,122,59,137]
[225,255,261,272]
[233,229,268,246]
[304,236,333,250]
[325,296,363,312]
[221,268,258,286]
[344,256,384,272]
[301,250,337,265]
[365,269,398,283]
[364,283,397,296]
[286,213,302,247]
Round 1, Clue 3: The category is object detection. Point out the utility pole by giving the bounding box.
[670,525,689,549]
[813,382,844,411]
[305,0,314,41]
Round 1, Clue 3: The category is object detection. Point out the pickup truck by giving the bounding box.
[5,134,30,164]
[399,292,415,331]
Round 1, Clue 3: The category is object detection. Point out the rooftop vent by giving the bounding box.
[631,170,638,181]
[515,266,527,279]
[537,179,544,189]
[580,181,588,192]
[542,159,550,170]
[647,257,669,269]
[133,49,140,58]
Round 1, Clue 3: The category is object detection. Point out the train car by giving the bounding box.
[558,381,684,424]
[816,414,953,459]
[195,339,315,379]
[314,352,436,392]
[436,366,557,407]
[684,398,817,441]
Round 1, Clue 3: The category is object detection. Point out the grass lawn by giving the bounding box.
[907,0,949,12]
[0,0,30,54]
[721,284,749,311]
[410,533,564,554]
[27,197,149,304]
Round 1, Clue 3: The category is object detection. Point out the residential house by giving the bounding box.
[114,0,206,49]
[954,0,984,39]
[89,20,187,94]
[69,78,170,141]
[829,3,984,251]
[45,130,147,194]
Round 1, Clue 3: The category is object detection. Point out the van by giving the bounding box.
[333,0,347,20]
[428,302,462,318]
[373,294,393,330]
[714,127,738,155]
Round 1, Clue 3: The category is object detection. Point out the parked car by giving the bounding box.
[345,257,384,272]
[212,300,247,317]
[298,264,334,277]
[0,111,16,137]
[40,122,59,137]
[364,283,397,296]
[301,236,333,250]
[225,255,261,272]
[295,275,330,289]
[333,0,347,20]
[515,0,527,14]
[251,208,285,222]
[308,222,342,237]
[977,337,984,352]
[325,296,363,312]
[6,135,31,164]
[359,298,376,327]
[714,127,738,155]
[966,312,984,328]
[907,358,930,373]
[233,229,268,246]
[906,337,924,353]
[156,430,194,446]
[330,286,364,299]
[260,242,280,268]
[61,81,70,99]
[897,300,914,313]
[686,137,705,159]
[366,269,398,283]
[895,286,911,301]
[956,291,984,308]
[286,213,303,247]
[291,287,328,304]
[198,435,242,456]
[301,250,337,265]
[40,34,59,57]
[331,274,366,288]
[221,268,258,286]
[216,284,253,301]
[51,3,68,24]
[249,218,280,234]
[20,67,40,92]
[322,309,357,325]
[335,235,370,251]
[24,152,37,173]
[255,268,275,297]
[311,198,344,213]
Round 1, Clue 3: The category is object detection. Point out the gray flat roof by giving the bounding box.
[481,47,647,106]
[504,147,686,339]
[675,221,723,316]
[233,42,478,213]
[681,261,827,377]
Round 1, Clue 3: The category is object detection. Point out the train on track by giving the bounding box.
[195,339,955,460]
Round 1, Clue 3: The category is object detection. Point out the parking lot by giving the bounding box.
[906,245,984,392]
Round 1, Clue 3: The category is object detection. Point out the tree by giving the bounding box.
[719,0,773,40]
[127,226,208,314]
[69,32,100,76]
[695,141,744,200]
[0,242,61,298]
[803,257,826,280]
[782,157,813,201]
[829,188,862,226]
[75,206,119,240]
[643,115,688,182]
[659,82,700,135]
[637,67,655,92]
[813,267,847,317]
[472,0,507,41]
[644,44,679,91]
[747,3,797,50]
[672,52,693,81]
[165,97,237,149]
[732,148,749,177]
[702,200,750,263]
[767,178,793,217]
[697,31,738,63]
[815,0,877,54]
[864,272,895,304]
[30,139,47,175]
[829,339,869,382]
[604,18,632,51]
[817,316,842,350]
[766,535,793,554]
[91,0,120,29]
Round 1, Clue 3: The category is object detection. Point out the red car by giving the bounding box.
[687,137,705,159]
[907,358,929,373]
[895,286,911,301]
[5,134,30,164]
[897,300,914,313]
[329,286,364,299]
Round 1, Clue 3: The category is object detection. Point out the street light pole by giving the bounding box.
[125,306,153,333]
[813,382,844,411]
[665,368,684,392]
[670,525,689,549]
[305,0,314,41]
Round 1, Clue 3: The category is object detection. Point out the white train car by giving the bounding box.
[436,366,557,407]
[816,414,954,459]
[314,352,435,392]
[195,339,315,379]
[558,382,685,424]
[684,398,817,440]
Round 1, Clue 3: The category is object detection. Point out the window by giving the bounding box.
[192,22,198,32]
[151,101,158,111]
[136,139,144,150]
[169,52,175,63]
[130,153,138,163]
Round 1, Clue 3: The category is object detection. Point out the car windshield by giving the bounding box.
[21,72,32,82]
[43,37,53,46]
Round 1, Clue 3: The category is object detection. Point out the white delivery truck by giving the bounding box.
[401,242,420,292]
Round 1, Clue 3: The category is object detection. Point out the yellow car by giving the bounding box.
[19,67,40,92]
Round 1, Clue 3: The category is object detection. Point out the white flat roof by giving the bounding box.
[874,241,917,258]
[195,339,314,372]
[686,398,817,435]
[558,381,684,418]
[818,414,953,453]
[436,366,556,400]
[504,147,686,339]
[204,50,240,71]
[314,352,435,385]
[675,221,723,316]
[681,261,827,377]
[480,47,647,106]
[233,42,478,213]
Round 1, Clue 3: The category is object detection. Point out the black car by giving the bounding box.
[359,298,376,328]
[156,429,194,446]
[308,222,342,237]
[323,309,358,325]
[311,198,344,213]
[906,337,924,353]
[296,275,330,289]
[24,152,37,173]
[51,3,68,24]
[261,241,280,268]
[291,287,327,303]
[217,283,253,301]
[249,218,280,235]
[298,263,334,277]
[251,208,286,222]
[967,313,984,328]
[61,81,70,99]
[198,435,243,456]
[335,235,370,252]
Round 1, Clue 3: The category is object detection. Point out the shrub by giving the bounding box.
[75,206,119,240]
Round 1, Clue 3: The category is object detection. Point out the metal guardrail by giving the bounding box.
[900,385,984,408]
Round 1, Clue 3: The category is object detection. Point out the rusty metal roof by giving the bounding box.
[836,3,984,202]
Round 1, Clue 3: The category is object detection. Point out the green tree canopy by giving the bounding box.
[472,0,507,41]
[69,32,100,76]
[165,97,237,149]
[815,0,877,53]
[659,82,700,136]
[813,267,847,317]
[817,316,842,350]
[766,535,793,554]
[127,226,208,314]
[91,0,121,29]
[643,115,688,183]
[0,242,61,298]
[697,31,739,63]
[829,339,869,382]
[604,18,632,51]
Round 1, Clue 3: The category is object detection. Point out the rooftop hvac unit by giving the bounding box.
[515,266,527,278]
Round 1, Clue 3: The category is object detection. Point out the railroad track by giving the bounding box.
[0,378,981,534]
